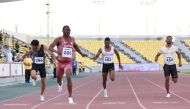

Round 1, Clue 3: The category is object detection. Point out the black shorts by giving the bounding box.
[102,63,115,73]
[163,64,178,78]
[32,64,46,78]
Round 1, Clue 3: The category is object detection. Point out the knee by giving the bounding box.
[165,79,170,84]
[42,82,46,86]
[165,80,169,83]
[103,80,106,83]
[66,68,72,74]
[103,77,107,82]
[66,74,72,82]
[67,78,72,84]
[165,76,169,81]
[102,78,107,83]
[41,79,46,85]
[67,76,71,80]
[31,70,36,79]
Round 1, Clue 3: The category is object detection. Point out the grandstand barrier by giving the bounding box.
[0,62,24,77]
[159,64,190,72]
[114,63,160,72]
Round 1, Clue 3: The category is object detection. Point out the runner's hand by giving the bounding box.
[92,56,97,61]
[179,62,182,67]
[81,53,87,57]
[119,64,123,69]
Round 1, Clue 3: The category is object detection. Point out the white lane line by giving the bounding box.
[102,102,126,105]
[31,78,98,109]
[152,101,177,104]
[85,89,104,109]
[4,103,28,106]
[145,78,190,103]
[126,74,147,109]
[86,81,111,109]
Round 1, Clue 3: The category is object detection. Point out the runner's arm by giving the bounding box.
[44,45,53,56]
[155,53,161,62]
[176,51,182,67]
[73,38,87,57]
[93,48,102,60]
[49,38,59,53]
[114,48,122,68]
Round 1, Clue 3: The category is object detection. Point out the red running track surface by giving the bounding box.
[1,72,190,109]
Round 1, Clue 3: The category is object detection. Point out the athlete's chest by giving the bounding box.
[103,51,114,56]
[59,41,73,48]
[163,48,176,54]
[32,50,44,56]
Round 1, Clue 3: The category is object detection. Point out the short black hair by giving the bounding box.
[167,36,172,38]
[30,39,39,46]
[105,37,110,41]
[62,25,69,30]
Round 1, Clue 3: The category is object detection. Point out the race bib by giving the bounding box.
[62,48,72,58]
[166,57,173,62]
[165,56,174,64]
[34,57,44,64]
[103,56,113,63]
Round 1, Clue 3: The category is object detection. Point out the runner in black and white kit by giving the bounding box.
[155,36,182,98]
[23,39,53,102]
[93,37,122,97]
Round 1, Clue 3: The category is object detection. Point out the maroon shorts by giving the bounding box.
[57,61,72,77]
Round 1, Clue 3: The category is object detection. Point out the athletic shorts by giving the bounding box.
[32,64,46,78]
[57,61,72,77]
[102,63,115,73]
[163,64,178,78]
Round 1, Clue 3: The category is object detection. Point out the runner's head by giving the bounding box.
[104,37,110,48]
[62,25,71,37]
[30,39,40,51]
[165,36,173,45]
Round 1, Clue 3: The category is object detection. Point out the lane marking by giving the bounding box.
[145,78,190,103]
[86,81,111,109]
[4,103,28,106]
[31,78,98,109]
[152,101,177,104]
[102,102,126,105]
[126,73,147,109]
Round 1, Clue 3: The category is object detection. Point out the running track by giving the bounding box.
[0,71,190,109]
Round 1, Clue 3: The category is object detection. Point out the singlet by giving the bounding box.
[102,46,114,64]
[159,45,178,65]
[57,36,75,63]
[31,45,45,65]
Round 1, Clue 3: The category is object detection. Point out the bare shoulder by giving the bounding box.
[71,36,75,41]
[71,37,77,45]
[55,37,61,42]
[52,37,61,46]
